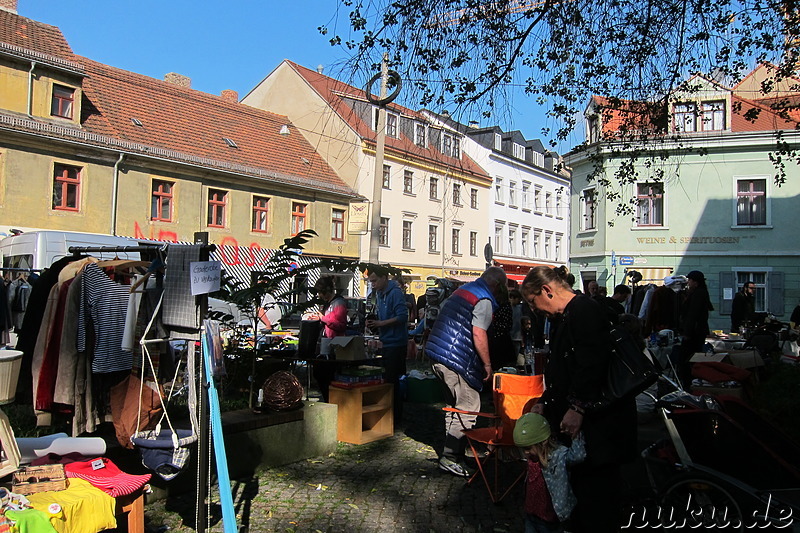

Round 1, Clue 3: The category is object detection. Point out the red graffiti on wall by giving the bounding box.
[218,236,270,267]
[133,221,179,243]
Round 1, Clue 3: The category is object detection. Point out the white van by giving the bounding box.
[0,230,165,271]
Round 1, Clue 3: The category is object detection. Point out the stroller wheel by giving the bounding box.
[659,474,743,530]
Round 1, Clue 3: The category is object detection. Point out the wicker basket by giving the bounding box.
[12,463,67,494]
[262,370,304,411]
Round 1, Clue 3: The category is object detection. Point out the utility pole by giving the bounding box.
[368,54,389,264]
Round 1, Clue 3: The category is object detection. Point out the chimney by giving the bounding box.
[441,110,450,117]
[317,64,324,74]
[221,90,238,103]
[468,120,479,128]
[0,0,18,13]
[164,72,191,88]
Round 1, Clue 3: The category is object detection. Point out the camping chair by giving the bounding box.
[444,372,545,503]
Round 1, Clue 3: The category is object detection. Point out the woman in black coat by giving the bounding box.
[678,270,713,382]
[521,266,637,533]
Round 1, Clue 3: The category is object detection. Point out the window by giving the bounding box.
[736,178,767,226]
[470,231,478,256]
[331,208,345,241]
[513,142,525,160]
[428,224,438,252]
[636,183,664,226]
[451,228,460,255]
[587,115,601,143]
[52,163,80,211]
[379,217,389,246]
[207,189,227,227]
[556,191,563,218]
[386,113,398,137]
[545,192,552,215]
[429,177,439,200]
[452,183,462,206]
[151,180,174,222]
[51,85,74,119]
[509,181,517,207]
[555,234,563,262]
[701,101,725,131]
[533,232,541,257]
[403,170,414,194]
[522,182,531,210]
[251,196,269,232]
[674,103,697,132]
[494,133,502,150]
[737,272,767,312]
[544,233,552,259]
[402,220,413,249]
[495,178,504,204]
[291,202,307,235]
[508,227,516,255]
[521,230,529,257]
[382,165,391,189]
[470,188,478,209]
[442,132,459,158]
[414,123,426,147]
[581,188,597,230]
[494,225,503,254]
[534,187,542,212]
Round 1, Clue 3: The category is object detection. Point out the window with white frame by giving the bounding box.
[494,178,504,204]
[451,228,460,255]
[736,271,767,312]
[382,164,391,189]
[534,187,542,212]
[674,103,698,132]
[701,101,725,131]
[513,142,525,160]
[494,133,502,150]
[508,226,516,255]
[674,101,726,133]
[544,232,552,259]
[555,190,563,218]
[428,224,439,252]
[403,170,414,194]
[545,192,552,215]
[587,114,601,144]
[470,231,478,256]
[533,232,541,258]
[470,188,478,209]
[581,188,597,230]
[521,229,529,257]
[414,123,426,147]
[429,177,439,200]
[452,183,462,206]
[636,182,664,226]
[402,220,413,249]
[494,225,503,254]
[555,234,563,262]
[509,181,517,207]
[387,112,398,137]
[736,178,767,226]
[441,132,459,158]
[522,182,531,210]
[379,217,389,246]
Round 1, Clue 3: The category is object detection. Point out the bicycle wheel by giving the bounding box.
[658,474,744,531]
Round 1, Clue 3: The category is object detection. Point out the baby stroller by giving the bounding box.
[640,377,800,530]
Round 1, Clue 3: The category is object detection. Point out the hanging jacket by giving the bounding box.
[425,278,497,391]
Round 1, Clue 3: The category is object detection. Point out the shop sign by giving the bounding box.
[348,202,369,234]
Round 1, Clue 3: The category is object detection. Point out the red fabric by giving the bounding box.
[35,280,73,411]
[524,458,559,522]
[692,361,751,384]
[64,457,150,497]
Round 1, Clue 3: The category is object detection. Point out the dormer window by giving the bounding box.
[51,85,74,119]
[374,109,399,137]
[587,115,600,143]
[674,101,726,132]
[442,132,459,158]
[414,123,426,147]
[494,133,502,150]
[513,143,525,160]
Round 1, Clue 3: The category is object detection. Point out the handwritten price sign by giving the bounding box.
[190,261,221,295]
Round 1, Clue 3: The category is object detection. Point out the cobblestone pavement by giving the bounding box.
[143,395,666,533]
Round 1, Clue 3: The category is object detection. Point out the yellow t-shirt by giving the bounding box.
[27,478,116,533]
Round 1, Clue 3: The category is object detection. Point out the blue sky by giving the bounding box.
[20,0,579,153]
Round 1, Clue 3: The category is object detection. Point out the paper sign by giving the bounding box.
[348,202,369,234]
[190,261,221,295]
[723,287,733,300]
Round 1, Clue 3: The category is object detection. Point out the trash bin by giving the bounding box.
[0,350,23,405]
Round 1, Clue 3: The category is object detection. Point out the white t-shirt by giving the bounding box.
[472,299,493,330]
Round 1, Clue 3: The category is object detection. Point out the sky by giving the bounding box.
[19,0,580,153]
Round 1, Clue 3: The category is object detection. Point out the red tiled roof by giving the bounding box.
[285,61,491,183]
[589,95,662,135]
[730,94,800,131]
[0,10,74,60]
[76,57,357,196]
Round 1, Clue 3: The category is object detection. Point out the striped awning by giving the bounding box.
[624,267,675,285]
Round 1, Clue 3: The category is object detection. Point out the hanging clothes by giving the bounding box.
[8,277,31,332]
[162,244,202,339]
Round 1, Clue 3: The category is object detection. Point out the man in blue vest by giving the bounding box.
[425,266,507,476]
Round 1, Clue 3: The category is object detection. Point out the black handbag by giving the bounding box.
[600,324,660,405]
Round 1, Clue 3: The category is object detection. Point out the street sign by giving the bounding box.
[619,256,634,266]
[611,251,616,266]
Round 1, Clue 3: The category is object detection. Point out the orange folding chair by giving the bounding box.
[444,372,545,503]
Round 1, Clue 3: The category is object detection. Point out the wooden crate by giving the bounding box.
[12,463,67,494]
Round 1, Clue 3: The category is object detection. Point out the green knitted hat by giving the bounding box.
[513,412,551,447]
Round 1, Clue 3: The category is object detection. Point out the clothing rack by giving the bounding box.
[67,244,167,254]
[0,267,42,272]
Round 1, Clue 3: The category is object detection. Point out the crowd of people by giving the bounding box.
[305,264,764,532]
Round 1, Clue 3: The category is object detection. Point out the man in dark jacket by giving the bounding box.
[601,284,631,324]
[731,281,756,333]
[425,266,507,477]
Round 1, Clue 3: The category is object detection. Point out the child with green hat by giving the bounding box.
[513,412,586,532]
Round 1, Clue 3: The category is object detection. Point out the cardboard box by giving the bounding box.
[690,350,764,369]
[330,336,366,361]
